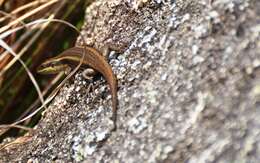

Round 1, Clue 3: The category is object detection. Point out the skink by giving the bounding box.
[37,46,117,129]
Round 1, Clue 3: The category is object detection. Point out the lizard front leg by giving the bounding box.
[82,68,96,80]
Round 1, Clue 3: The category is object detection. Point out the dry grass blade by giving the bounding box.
[0,10,26,26]
[0,20,42,39]
[0,0,67,73]
[0,29,33,63]
[0,135,32,151]
[0,18,83,77]
[0,58,82,135]
[0,17,87,132]
[0,39,45,109]
[0,0,59,34]
[2,62,81,128]
[19,73,63,123]
[0,0,49,23]
[9,0,80,125]
[1,15,54,75]
[0,18,83,41]
[11,0,48,14]
[0,0,5,6]
[0,10,29,71]
[0,18,86,70]
[0,124,31,135]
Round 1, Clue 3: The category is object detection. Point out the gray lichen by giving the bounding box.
[1,0,260,162]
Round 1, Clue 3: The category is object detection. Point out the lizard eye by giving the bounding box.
[50,63,56,67]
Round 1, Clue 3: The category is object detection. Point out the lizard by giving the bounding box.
[37,46,118,130]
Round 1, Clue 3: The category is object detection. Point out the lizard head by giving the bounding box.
[37,57,71,75]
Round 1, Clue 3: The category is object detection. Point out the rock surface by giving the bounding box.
[1,0,260,162]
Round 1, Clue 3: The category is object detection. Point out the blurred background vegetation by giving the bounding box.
[0,0,92,140]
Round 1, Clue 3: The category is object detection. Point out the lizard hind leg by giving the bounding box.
[82,68,96,97]
[64,67,72,75]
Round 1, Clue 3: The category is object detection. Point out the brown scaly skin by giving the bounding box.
[37,46,118,130]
